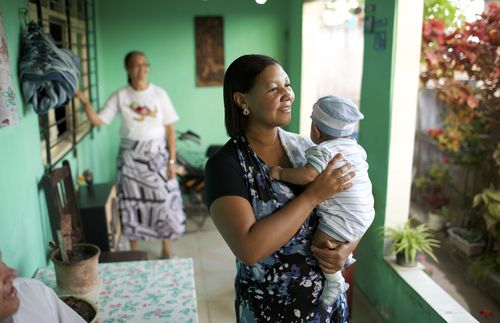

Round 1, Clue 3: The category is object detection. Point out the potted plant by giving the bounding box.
[447,151,499,257]
[381,220,440,267]
[473,185,500,251]
[447,226,486,257]
[466,253,500,304]
[50,214,101,295]
[414,163,451,230]
[481,144,500,253]
[60,295,98,323]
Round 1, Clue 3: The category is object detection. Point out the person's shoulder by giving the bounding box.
[279,128,313,147]
[115,85,130,93]
[111,86,131,98]
[13,278,50,295]
[149,84,169,96]
[206,139,236,164]
[205,139,241,172]
[279,128,303,140]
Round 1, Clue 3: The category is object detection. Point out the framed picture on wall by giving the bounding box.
[194,16,224,87]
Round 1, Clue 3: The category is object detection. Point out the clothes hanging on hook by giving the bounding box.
[19,21,80,114]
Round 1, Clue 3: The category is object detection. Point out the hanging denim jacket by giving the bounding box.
[19,22,80,114]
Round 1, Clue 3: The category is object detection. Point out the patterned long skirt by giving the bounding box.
[116,138,186,240]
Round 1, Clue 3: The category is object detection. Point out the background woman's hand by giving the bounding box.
[75,90,90,105]
[303,154,355,205]
[166,165,176,180]
[312,239,360,273]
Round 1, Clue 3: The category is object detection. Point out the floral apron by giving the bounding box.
[234,128,348,323]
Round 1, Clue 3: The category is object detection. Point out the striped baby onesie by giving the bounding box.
[306,138,375,242]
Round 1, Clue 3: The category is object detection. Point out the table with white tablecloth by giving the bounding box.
[34,258,198,323]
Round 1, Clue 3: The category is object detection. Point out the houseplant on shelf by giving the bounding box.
[381,220,440,267]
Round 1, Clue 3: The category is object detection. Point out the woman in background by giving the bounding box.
[76,51,185,258]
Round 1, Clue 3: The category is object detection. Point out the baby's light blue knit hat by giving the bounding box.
[310,95,364,137]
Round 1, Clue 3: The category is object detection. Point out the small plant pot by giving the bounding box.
[50,243,100,295]
[427,212,445,231]
[447,227,485,257]
[60,295,98,323]
[396,251,418,267]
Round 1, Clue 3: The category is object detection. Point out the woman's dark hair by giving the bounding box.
[223,54,279,138]
[124,51,146,85]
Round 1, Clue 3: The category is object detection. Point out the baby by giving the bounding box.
[269,95,375,307]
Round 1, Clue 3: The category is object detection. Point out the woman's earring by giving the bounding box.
[242,107,250,116]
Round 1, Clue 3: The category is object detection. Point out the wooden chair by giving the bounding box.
[42,160,147,263]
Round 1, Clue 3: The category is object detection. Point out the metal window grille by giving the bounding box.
[29,0,99,171]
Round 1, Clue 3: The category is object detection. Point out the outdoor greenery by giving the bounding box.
[473,185,500,251]
[414,163,451,213]
[417,2,499,254]
[467,252,500,284]
[420,3,499,167]
[423,0,466,28]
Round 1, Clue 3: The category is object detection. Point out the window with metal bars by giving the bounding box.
[29,0,99,170]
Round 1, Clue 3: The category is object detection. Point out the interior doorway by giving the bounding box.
[300,0,364,137]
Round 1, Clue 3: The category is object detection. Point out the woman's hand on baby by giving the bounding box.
[303,153,355,205]
[312,239,359,273]
[268,165,282,180]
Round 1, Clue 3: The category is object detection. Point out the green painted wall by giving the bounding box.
[355,1,445,322]
[285,1,303,133]
[95,0,302,155]
[0,0,302,277]
[0,0,118,277]
[0,0,47,278]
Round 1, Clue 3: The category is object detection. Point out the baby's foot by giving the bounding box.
[320,279,350,308]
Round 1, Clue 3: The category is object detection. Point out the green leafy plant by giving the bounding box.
[467,252,500,284]
[423,0,465,29]
[420,3,500,167]
[414,163,451,212]
[473,185,500,250]
[381,220,441,265]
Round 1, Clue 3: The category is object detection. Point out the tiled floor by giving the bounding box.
[135,210,383,323]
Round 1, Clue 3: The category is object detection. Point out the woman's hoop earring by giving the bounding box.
[242,107,250,116]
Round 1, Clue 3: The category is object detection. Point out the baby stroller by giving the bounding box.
[175,130,221,228]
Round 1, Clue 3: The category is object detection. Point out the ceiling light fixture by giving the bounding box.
[256,0,268,4]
